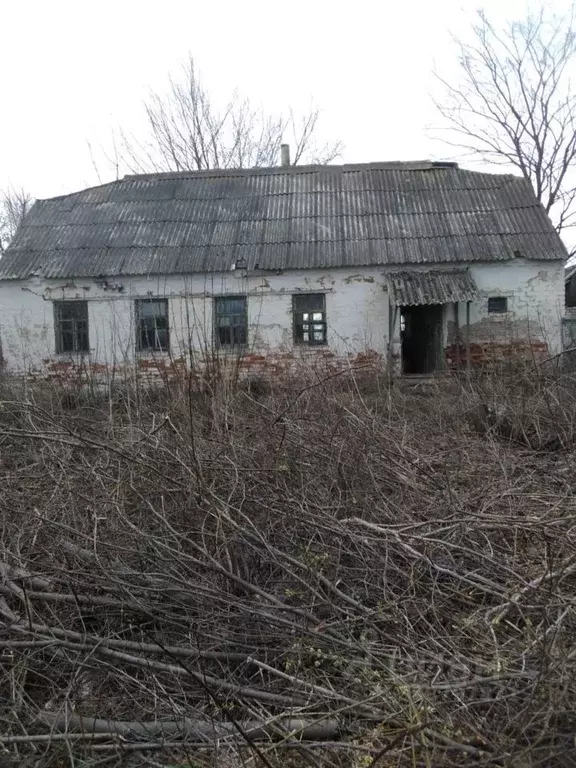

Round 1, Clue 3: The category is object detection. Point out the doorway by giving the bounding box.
[400,304,444,374]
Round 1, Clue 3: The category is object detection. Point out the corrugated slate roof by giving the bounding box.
[0,161,567,280]
[388,269,480,306]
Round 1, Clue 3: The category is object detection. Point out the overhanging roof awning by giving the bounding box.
[388,269,480,306]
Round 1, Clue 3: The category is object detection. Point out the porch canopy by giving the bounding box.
[387,269,480,306]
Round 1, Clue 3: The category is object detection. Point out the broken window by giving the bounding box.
[293,293,327,345]
[214,296,248,347]
[54,301,89,354]
[488,297,508,313]
[136,299,169,351]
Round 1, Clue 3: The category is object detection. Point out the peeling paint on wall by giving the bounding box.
[344,274,376,284]
[0,262,564,376]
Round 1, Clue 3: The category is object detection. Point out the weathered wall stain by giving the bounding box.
[344,274,376,284]
[0,262,564,377]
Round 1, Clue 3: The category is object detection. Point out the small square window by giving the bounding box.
[488,297,508,313]
[293,294,327,345]
[215,296,248,347]
[54,301,89,354]
[136,299,169,351]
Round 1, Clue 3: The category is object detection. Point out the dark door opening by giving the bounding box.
[401,304,444,374]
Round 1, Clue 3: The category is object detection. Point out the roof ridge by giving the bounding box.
[35,179,118,204]
[121,160,465,182]
[33,164,525,205]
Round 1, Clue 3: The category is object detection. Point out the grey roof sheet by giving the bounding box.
[0,161,568,280]
[388,269,480,306]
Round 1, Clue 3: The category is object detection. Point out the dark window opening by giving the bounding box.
[488,296,508,313]
[136,299,169,351]
[293,293,327,345]
[215,296,247,347]
[54,301,89,354]
[567,276,576,307]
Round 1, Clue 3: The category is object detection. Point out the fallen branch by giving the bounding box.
[31,638,308,707]
[35,712,341,742]
[0,732,119,745]
[5,621,248,662]
[5,623,374,711]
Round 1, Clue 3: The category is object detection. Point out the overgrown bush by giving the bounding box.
[0,365,575,767]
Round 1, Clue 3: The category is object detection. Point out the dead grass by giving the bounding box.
[0,365,575,767]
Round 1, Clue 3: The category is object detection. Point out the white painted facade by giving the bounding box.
[0,260,565,374]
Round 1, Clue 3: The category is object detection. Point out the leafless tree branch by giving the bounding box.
[0,187,33,253]
[106,57,343,175]
[436,6,576,248]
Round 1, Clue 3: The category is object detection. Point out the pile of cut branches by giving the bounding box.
[0,369,575,766]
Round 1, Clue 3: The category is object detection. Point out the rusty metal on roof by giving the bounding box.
[387,269,480,306]
[0,162,568,280]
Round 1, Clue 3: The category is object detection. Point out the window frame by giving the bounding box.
[54,300,90,355]
[214,295,248,348]
[292,293,327,346]
[488,296,508,314]
[135,298,170,353]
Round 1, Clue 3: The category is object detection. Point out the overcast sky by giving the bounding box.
[0,0,570,200]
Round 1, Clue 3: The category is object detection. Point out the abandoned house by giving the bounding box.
[0,158,568,378]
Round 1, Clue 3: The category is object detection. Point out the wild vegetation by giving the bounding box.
[0,364,575,767]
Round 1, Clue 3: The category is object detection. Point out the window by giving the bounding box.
[214,296,247,347]
[54,301,89,354]
[488,296,508,314]
[293,293,327,345]
[136,299,169,351]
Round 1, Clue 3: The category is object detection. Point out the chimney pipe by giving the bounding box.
[281,144,290,167]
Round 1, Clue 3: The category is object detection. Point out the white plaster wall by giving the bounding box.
[386,260,566,359]
[468,260,565,354]
[0,268,389,373]
[0,260,564,373]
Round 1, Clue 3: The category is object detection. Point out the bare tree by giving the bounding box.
[0,187,34,253]
[436,6,576,241]
[109,57,343,175]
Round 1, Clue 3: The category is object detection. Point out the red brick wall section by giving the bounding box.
[35,344,548,385]
[445,341,549,369]
[235,349,383,378]
[34,349,386,387]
